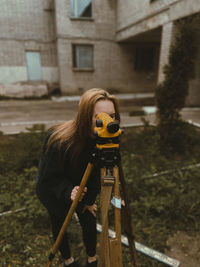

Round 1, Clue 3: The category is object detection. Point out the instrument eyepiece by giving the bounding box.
[107,121,119,134]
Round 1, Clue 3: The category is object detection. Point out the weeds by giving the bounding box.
[0,125,200,266]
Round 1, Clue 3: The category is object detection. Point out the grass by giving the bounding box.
[0,124,200,266]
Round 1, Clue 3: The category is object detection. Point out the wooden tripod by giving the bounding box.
[97,159,139,267]
[98,165,123,267]
[46,148,139,267]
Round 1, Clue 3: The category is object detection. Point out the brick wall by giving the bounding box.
[0,0,58,85]
[55,0,116,41]
[55,0,158,94]
[55,0,117,94]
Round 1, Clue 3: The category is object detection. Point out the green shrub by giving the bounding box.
[155,15,198,155]
[0,125,46,173]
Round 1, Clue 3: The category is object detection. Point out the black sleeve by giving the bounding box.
[36,134,73,202]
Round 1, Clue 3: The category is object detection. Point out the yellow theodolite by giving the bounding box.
[94,112,122,149]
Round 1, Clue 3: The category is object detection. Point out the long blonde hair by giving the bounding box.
[47,88,120,163]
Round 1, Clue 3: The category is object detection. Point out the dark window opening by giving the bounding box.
[72,44,94,69]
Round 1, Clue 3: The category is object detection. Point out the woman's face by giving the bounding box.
[92,100,116,133]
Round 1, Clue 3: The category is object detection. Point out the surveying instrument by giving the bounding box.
[46,112,139,267]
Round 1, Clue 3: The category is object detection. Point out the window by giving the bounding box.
[134,47,156,71]
[70,0,92,18]
[72,44,94,69]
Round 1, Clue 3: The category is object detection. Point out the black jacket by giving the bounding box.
[36,132,100,217]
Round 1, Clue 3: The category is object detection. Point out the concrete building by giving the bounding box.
[116,0,200,106]
[0,0,200,105]
[0,0,58,88]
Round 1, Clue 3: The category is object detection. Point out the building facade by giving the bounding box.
[0,0,200,105]
[0,0,58,88]
[116,0,200,105]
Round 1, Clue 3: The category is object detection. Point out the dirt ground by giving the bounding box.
[166,231,200,267]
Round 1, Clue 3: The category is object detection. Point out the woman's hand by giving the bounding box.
[71,186,87,201]
[82,203,97,217]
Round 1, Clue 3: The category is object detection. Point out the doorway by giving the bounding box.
[26,51,42,80]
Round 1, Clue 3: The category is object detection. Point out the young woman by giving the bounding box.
[36,88,120,267]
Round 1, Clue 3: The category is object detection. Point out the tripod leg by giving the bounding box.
[98,168,113,267]
[119,162,139,267]
[46,162,93,267]
[113,167,122,241]
[109,166,123,267]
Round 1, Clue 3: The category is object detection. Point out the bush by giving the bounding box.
[0,125,46,173]
[155,15,198,155]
